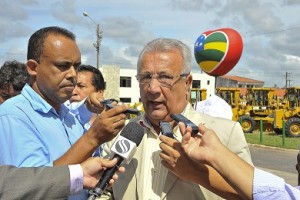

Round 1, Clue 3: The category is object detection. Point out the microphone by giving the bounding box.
[88,122,144,200]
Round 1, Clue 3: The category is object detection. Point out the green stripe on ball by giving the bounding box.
[205,32,227,43]
[195,49,224,63]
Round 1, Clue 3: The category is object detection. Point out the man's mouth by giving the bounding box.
[149,101,163,108]
[62,84,75,92]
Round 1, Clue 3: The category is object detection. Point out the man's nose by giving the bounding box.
[148,78,161,92]
[73,86,80,93]
[68,65,77,78]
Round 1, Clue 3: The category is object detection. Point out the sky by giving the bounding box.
[0,0,300,87]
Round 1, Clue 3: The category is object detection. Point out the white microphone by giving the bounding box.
[110,134,137,164]
[88,122,144,200]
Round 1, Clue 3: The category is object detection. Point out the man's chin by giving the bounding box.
[147,110,168,122]
[69,97,80,103]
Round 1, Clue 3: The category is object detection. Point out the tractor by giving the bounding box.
[216,87,278,133]
[216,87,248,121]
[190,88,207,107]
[273,87,300,137]
[240,88,278,133]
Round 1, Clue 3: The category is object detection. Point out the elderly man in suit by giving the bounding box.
[100,38,252,200]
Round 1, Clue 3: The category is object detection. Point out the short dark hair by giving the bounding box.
[0,60,29,91]
[77,64,105,91]
[27,26,76,63]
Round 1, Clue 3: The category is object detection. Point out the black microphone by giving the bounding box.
[88,122,144,200]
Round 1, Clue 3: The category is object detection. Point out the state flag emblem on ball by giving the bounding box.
[194,28,243,76]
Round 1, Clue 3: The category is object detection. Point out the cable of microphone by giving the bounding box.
[88,122,144,200]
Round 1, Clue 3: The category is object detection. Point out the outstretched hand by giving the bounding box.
[181,123,254,200]
[180,122,223,166]
[81,157,125,189]
[159,122,244,199]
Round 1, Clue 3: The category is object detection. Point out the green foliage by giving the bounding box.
[245,131,300,150]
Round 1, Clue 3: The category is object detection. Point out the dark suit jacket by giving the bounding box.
[0,165,70,200]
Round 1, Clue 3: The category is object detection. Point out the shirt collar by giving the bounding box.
[21,84,69,116]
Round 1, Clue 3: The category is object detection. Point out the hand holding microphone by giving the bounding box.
[80,157,125,190]
[88,122,144,200]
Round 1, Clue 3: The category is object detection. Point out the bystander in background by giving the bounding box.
[0,60,29,104]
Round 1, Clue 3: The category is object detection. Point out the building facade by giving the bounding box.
[217,75,264,88]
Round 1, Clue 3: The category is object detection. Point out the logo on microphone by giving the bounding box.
[115,139,131,154]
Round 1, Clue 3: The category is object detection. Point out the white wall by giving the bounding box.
[119,68,140,103]
[191,72,216,97]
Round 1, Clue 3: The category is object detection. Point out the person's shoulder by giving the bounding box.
[190,110,238,130]
[203,112,233,121]
[196,111,232,121]
[0,95,28,115]
[205,114,237,127]
[188,104,233,122]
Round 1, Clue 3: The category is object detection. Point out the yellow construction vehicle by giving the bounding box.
[216,87,249,121]
[240,88,278,133]
[213,86,300,137]
[273,87,300,137]
[190,88,207,107]
[216,87,277,133]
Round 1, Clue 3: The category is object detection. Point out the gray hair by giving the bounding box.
[137,38,192,74]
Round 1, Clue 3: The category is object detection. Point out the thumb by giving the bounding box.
[198,123,208,135]
[181,131,191,146]
[178,122,192,146]
[99,158,118,169]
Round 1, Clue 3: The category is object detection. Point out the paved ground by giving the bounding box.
[249,144,298,186]
[259,167,298,186]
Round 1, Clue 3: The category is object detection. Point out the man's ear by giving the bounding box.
[185,74,192,91]
[26,59,38,76]
[95,90,105,100]
[185,74,193,100]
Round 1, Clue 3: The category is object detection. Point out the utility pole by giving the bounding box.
[94,24,101,69]
[83,12,103,69]
[285,71,292,89]
[288,80,292,87]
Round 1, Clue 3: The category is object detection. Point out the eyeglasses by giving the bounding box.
[136,73,189,87]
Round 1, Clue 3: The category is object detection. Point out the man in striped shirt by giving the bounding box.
[100,38,253,200]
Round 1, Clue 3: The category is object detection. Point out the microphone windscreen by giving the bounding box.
[120,122,144,146]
